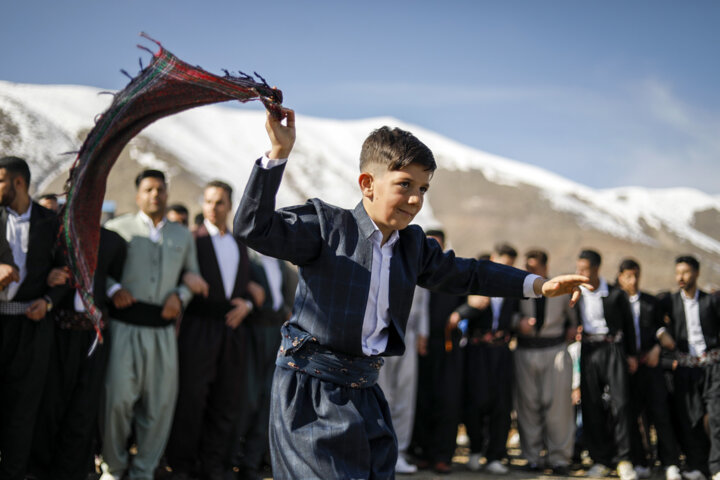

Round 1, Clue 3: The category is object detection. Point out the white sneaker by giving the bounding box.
[98,463,121,480]
[666,466,682,480]
[712,472,720,480]
[395,454,418,474]
[683,471,707,480]
[635,466,652,479]
[618,461,638,480]
[587,464,611,478]
[486,460,510,475]
[467,453,482,472]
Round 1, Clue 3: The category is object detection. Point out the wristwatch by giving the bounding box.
[43,295,54,312]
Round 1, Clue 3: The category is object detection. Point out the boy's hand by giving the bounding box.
[182,272,209,298]
[536,275,592,307]
[266,108,295,159]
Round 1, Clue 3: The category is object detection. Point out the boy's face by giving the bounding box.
[360,162,431,240]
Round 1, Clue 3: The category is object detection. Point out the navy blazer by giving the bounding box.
[234,160,529,357]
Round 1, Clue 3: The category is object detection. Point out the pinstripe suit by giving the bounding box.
[234,159,530,479]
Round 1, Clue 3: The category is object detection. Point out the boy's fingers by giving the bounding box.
[285,109,295,127]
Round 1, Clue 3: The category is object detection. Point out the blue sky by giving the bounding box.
[3,0,719,194]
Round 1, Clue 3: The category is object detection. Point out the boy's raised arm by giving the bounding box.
[266,108,296,160]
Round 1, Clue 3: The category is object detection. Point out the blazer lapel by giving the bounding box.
[672,292,689,347]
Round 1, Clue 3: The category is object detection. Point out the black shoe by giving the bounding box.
[552,465,571,476]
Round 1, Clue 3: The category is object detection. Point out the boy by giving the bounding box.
[233,109,590,478]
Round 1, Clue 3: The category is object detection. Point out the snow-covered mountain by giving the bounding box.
[2,80,719,290]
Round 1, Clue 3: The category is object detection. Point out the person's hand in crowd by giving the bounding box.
[658,330,676,350]
[448,311,461,330]
[536,274,593,307]
[47,266,71,287]
[25,298,48,321]
[571,387,581,406]
[266,108,295,160]
[627,356,639,374]
[517,316,536,336]
[0,263,20,289]
[467,295,490,310]
[182,272,209,298]
[645,344,661,368]
[112,288,136,309]
[226,298,251,329]
[161,293,182,320]
[417,334,428,356]
[247,281,265,307]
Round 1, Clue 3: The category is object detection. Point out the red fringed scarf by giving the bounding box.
[61,33,283,343]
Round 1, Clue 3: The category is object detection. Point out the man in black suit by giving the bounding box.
[29,227,127,480]
[165,180,264,480]
[616,259,681,480]
[575,249,637,480]
[0,156,70,480]
[657,256,720,480]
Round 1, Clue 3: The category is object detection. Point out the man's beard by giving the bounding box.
[0,185,16,207]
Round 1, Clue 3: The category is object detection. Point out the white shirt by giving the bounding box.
[410,286,431,338]
[490,297,504,332]
[579,277,610,335]
[138,211,166,244]
[0,203,32,301]
[204,219,240,300]
[682,289,706,357]
[628,293,641,351]
[258,252,284,311]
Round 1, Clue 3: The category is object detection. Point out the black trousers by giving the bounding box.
[628,364,680,468]
[165,315,247,476]
[0,314,53,480]
[412,336,464,464]
[464,342,513,462]
[29,327,109,480]
[580,341,631,466]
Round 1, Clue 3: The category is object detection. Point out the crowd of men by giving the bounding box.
[0,154,719,480]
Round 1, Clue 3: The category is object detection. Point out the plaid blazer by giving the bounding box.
[234,160,529,357]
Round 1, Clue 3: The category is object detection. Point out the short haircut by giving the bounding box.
[359,126,436,173]
[477,252,492,261]
[135,169,166,189]
[425,228,445,243]
[37,193,58,202]
[619,258,640,273]
[494,242,518,259]
[168,203,189,216]
[525,249,548,266]
[579,249,602,267]
[194,212,204,227]
[676,255,700,272]
[0,156,31,186]
[205,180,233,203]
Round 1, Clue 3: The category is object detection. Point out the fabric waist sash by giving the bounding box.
[275,322,384,389]
[516,334,567,349]
[675,348,720,368]
[582,332,623,344]
[0,300,34,316]
[111,301,169,327]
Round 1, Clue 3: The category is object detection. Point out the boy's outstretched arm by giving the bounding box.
[266,108,295,160]
[535,274,592,307]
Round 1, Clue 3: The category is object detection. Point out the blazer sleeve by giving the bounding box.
[233,160,323,266]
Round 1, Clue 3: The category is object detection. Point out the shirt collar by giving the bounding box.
[368,219,399,249]
[681,289,699,302]
[138,210,166,230]
[7,203,32,222]
[204,218,229,237]
[629,293,640,303]
[581,277,609,297]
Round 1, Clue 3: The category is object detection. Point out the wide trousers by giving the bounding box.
[464,342,513,462]
[0,314,53,480]
[580,341,631,466]
[628,364,680,468]
[514,343,575,467]
[377,330,418,453]
[30,327,110,480]
[269,366,397,479]
[101,321,178,480]
[165,315,247,476]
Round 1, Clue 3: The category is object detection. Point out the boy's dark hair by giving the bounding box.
[168,203,189,216]
[494,242,518,259]
[0,156,31,186]
[359,127,436,173]
[205,180,233,203]
[676,255,700,272]
[194,212,205,227]
[135,169,166,189]
[579,249,602,267]
[619,258,640,273]
[525,249,548,266]
[425,228,445,243]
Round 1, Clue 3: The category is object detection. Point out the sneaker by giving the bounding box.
[683,471,707,480]
[395,455,418,474]
[486,460,510,475]
[712,473,720,480]
[434,461,452,474]
[618,461,638,480]
[552,465,571,476]
[635,466,652,479]
[467,453,482,472]
[666,466,682,480]
[587,464,611,478]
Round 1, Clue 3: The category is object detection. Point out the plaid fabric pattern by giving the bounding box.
[0,301,34,316]
[60,33,283,339]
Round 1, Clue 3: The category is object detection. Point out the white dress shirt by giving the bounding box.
[204,219,240,300]
[579,277,610,335]
[138,211,166,244]
[682,289,706,357]
[628,293,642,351]
[490,297,504,332]
[0,203,32,301]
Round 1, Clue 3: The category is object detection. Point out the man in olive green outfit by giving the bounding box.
[101,170,203,480]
